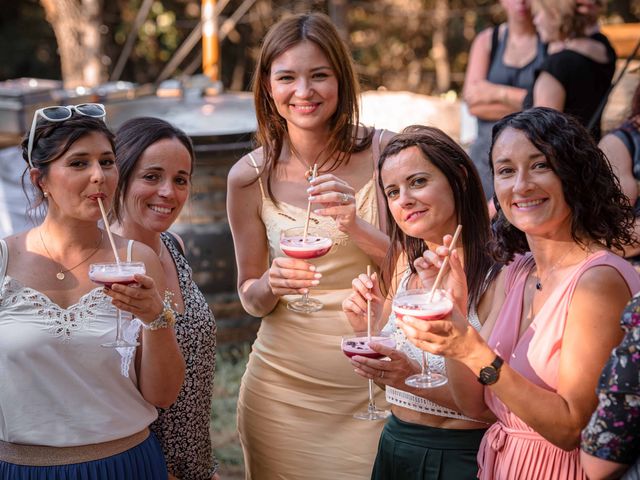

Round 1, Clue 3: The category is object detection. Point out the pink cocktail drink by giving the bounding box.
[392,290,453,321]
[89,262,146,288]
[280,235,332,259]
[341,335,396,359]
[392,288,451,389]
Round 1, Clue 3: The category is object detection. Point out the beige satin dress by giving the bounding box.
[238,140,387,479]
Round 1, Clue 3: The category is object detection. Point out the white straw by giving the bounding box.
[97,198,121,265]
[428,225,463,302]
[367,265,372,342]
[302,163,318,242]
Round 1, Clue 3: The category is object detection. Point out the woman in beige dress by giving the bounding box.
[227,12,391,480]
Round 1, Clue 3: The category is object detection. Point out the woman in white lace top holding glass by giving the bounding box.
[0,107,184,479]
[343,126,501,479]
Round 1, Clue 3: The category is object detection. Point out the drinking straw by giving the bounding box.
[302,164,318,242]
[366,265,372,342]
[97,198,121,265]
[428,225,463,301]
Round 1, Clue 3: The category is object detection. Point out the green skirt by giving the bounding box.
[371,414,487,480]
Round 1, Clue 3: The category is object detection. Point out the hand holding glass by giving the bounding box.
[89,261,146,348]
[393,288,452,388]
[342,331,396,420]
[279,226,332,313]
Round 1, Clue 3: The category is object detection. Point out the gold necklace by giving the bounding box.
[533,244,578,291]
[39,229,104,280]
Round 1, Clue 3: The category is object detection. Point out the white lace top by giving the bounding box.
[383,268,483,422]
[0,239,158,446]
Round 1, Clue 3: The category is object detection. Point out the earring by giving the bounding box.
[43,191,49,198]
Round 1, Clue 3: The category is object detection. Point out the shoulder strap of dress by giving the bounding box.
[248,152,267,199]
[489,25,501,65]
[0,239,8,282]
[127,239,134,262]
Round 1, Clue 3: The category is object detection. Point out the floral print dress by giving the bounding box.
[581,292,640,465]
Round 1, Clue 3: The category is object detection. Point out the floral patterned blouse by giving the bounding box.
[149,232,218,479]
[581,293,640,464]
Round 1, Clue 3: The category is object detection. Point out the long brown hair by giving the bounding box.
[378,126,498,312]
[251,12,373,200]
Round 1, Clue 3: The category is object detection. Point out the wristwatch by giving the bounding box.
[477,355,504,385]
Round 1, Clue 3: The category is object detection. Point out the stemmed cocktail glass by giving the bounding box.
[341,331,396,420]
[392,288,452,388]
[89,261,146,348]
[279,226,332,313]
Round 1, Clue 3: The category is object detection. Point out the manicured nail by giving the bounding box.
[314,273,322,279]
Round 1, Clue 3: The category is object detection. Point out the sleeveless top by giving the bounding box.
[478,251,640,480]
[469,25,547,199]
[383,268,484,422]
[0,239,158,446]
[523,32,616,140]
[149,232,217,479]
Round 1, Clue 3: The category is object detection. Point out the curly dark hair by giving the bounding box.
[378,125,497,312]
[489,107,635,263]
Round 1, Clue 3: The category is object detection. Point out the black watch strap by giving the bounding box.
[478,355,504,385]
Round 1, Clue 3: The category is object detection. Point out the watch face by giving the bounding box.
[479,366,498,385]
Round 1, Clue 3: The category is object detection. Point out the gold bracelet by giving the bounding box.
[142,291,176,330]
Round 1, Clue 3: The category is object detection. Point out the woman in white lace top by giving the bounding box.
[0,108,184,479]
[343,125,501,479]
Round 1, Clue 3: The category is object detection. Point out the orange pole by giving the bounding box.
[202,0,220,81]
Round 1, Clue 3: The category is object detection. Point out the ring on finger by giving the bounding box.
[340,192,349,204]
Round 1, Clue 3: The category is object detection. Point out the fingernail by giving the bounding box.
[311,280,320,285]
[306,187,314,193]
[308,195,315,201]
[366,293,372,300]
[309,265,316,272]
[367,282,373,289]
[301,288,309,294]
[314,273,322,279]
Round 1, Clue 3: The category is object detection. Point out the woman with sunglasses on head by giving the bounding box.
[227,12,391,479]
[343,126,500,479]
[110,117,219,480]
[0,105,185,480]
[398,108,640,479]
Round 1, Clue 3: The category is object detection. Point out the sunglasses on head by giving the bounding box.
[27,103,107,168]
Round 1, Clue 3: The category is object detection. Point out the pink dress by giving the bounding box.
[478,251,640,480]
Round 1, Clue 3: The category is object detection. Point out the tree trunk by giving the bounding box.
[431,0,450,94]
[40,0,105,88]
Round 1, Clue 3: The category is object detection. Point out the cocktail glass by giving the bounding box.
[341,331,396,420]
[392,288,452,388]
[279,227,332,313]
[89,261,146,348]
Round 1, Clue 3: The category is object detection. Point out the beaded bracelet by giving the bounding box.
[142,291,177,330]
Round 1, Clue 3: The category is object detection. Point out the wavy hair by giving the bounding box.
[378,125,497,312]
[251,12,372,200]
[489,107,635,263]
[532,0,601,39]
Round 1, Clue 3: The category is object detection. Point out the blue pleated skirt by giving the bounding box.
[0,432,167,480]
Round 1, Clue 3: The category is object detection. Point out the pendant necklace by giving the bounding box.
[534,245,578,291]
[39,229,104,280]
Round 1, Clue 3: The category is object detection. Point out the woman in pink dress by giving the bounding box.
[398,107,640,479]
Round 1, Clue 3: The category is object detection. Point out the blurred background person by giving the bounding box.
[598,81,640,270]
[112,117,218,480]
[227,12,392,480]
[524,0,615,140]
[465,0,547,200]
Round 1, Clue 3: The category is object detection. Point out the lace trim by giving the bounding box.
[385,386,483,422]
[0,277,110,342]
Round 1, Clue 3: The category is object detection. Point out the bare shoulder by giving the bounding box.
[228,147,264,188]
[574,261,632,298]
